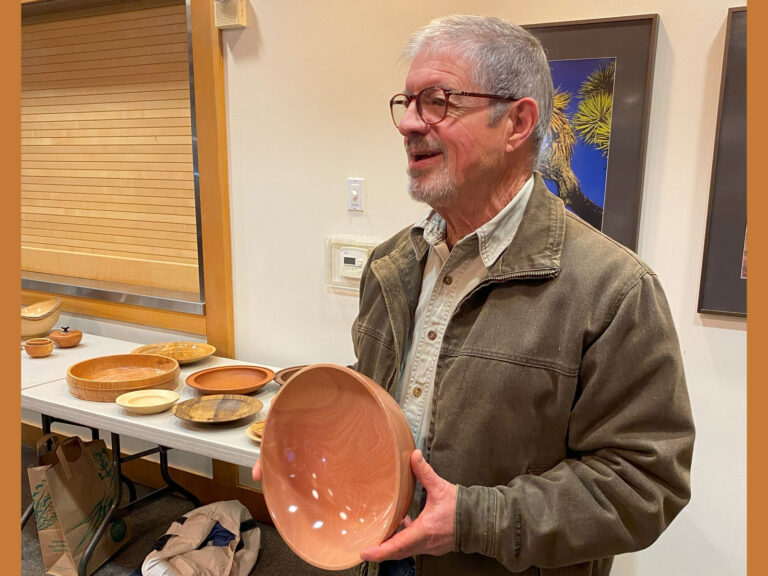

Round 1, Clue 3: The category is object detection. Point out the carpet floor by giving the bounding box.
[21,444,360,576]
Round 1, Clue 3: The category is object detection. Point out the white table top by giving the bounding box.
[21,338,280,468]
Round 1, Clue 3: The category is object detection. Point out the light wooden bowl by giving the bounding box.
[132,342,216,365]
[67,354,180,402]
[116,389,179,415]
[21,299,61,338]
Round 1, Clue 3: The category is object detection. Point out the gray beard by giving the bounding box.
[407,166,457,205]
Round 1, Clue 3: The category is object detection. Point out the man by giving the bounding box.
[255,15,694,576]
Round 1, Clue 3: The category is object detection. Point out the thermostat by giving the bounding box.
[339,247,368,280]
[326,235,380,295]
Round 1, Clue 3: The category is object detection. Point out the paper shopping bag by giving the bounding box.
[27,434,132,576]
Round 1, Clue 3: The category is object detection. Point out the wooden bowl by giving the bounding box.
[24,337,54,358]
[67,354,180,402]
[274,365,307,387]
[172,394,263,424]
[185,365,275,395]
[261,364,415,570]
[50,327,83,348]
[21,299,61,338]
[116,389,179,415]
[132,342,216,365]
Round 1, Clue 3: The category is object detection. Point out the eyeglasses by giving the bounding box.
[389,86,518,128]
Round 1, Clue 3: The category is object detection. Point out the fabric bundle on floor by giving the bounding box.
[141,500,261,576]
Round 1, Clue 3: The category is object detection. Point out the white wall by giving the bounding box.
[222,1,746,574]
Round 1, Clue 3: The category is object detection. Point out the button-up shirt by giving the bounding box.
[398,175,535,452]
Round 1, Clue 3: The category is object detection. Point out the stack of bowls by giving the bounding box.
[67,354,180,402]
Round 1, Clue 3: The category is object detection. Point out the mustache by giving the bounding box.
[405,137,444,156]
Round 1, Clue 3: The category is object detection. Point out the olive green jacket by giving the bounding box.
[352,174,694,576]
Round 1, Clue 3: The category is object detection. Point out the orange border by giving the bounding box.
[3,1,21,572]
[747,3,761,575]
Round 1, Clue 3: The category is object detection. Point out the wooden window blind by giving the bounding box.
[21,0,200,296]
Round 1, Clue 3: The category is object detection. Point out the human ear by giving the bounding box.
[505,97,539,153]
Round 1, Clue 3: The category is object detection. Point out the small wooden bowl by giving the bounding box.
[24,337,54,358]
[50,328,83,348]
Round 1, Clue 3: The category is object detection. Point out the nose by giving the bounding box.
[397,99,429,137]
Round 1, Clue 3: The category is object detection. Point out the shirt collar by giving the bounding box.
[409,174,535,268]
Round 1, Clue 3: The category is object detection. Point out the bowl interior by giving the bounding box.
[70,354,178,382]
[262,366,400,570]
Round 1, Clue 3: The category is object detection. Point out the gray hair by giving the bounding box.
[402,15,553,159]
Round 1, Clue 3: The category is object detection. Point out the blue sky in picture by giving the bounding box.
[543,57,616,209]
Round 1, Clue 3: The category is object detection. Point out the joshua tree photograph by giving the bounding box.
[537,57,616,231]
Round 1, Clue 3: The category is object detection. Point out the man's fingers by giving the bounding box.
[360,525,421,562]
[252,459,262,482]
[402,515,413,528]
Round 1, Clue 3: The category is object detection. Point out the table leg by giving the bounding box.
[159,446,201,507]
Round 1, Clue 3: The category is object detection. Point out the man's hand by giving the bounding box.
[360,449,457,562]
[252,459,261,482]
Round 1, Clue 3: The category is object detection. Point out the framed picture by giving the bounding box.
[525,15,659,251]
[697,7,746,317]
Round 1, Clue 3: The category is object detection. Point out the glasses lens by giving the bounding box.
[390,95,409,127]
[419,87,448,124]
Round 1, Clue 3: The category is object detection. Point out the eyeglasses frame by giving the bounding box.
[389,86,520,128]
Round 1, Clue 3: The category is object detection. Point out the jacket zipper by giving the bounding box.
[448,267,560,321]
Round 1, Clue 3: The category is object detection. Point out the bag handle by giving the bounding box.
[54,436,86,480]
[35,433,60,458]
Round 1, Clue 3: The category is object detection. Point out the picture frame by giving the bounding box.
[525,15,659,251]
[697,7,747,317]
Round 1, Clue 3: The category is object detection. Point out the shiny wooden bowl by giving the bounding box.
[261,364,415,570]
[67,354,180,402]
[185,365,275,395]
[132,342,216,365]
[21,299,61,338]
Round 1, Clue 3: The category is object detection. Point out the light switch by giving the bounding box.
[347,178,364,212]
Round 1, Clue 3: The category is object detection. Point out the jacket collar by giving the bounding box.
[406,172,565,278]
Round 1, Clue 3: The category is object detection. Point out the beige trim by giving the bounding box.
[189,0,234,359]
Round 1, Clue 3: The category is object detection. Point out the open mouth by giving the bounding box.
[408,150,442,167]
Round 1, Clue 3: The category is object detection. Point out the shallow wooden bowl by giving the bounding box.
[132,342,216,365]
[261,364,415,571]
[67,354,180,390]
[24,337,54,358]
[21,299,61,337]
[185,365,275,395]
[274,365,307,387]
[116,389,179,415]
[172,394,263,424]
[246,419,266,443]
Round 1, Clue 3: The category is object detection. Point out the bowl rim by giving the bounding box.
[67,353,180,385]
[260,363,405,570]
[21,299,61,321]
